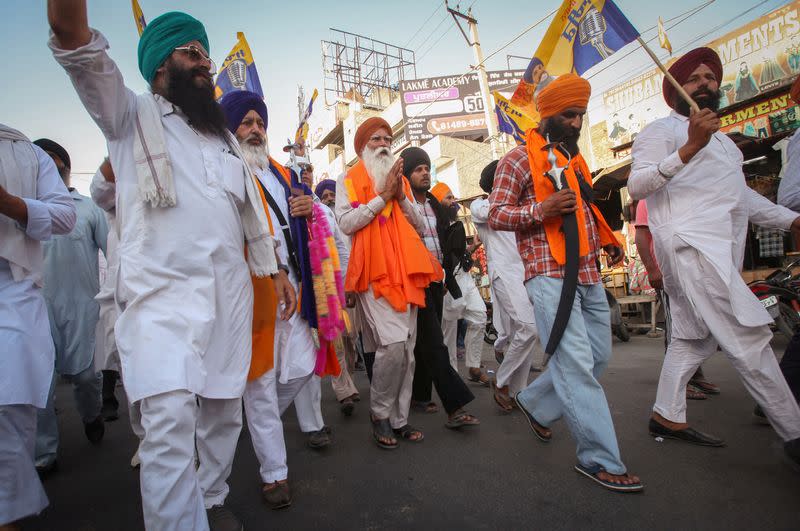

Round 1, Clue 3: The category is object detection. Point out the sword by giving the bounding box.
[541,136,580,358]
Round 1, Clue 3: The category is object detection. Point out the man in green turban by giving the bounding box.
[47,2,295,530]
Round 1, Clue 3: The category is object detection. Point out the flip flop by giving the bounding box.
[685,385,708,401]
[445,411,480,429]
[491,377,514,413]
[371,417,398,450]
[514,392,552,442]
[393,425,425,442]
[468,372,490,387]
[574,463,644,493]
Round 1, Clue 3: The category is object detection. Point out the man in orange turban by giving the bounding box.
[489,73,642,492]
[335,119,443,449]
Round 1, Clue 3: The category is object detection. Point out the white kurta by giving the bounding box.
[51,31,257,403]
[471,198,536,324]
[1,146,75,408]
[628,112,797,340]
[90,169,121,372]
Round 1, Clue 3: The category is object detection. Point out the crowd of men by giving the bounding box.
[3,2,800,530]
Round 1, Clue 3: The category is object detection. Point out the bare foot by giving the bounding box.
[596,471,641,486]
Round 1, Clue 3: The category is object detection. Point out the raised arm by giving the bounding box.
[48,0,91,50]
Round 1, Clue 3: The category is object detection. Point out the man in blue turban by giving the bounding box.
[47,3,292,530]
[314,179,337,208]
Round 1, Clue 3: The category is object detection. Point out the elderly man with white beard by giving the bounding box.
[220,90,350,509]
[335,117,444,449]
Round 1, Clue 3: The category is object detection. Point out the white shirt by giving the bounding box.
[628,111,797,338]
[51,30,254,402]
[471,197,535,323]
[1,146,75,407]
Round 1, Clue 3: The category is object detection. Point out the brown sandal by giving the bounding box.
[491,378,513,412]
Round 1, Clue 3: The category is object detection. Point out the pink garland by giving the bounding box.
[309,203,346,375]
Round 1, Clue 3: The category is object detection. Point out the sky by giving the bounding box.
[0,0,789,179]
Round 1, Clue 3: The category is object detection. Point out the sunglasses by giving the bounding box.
[174,45,217,75]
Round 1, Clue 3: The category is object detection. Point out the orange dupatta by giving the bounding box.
[525,129,618,265]
[343,161,443,312]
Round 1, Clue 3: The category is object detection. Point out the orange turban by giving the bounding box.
[430,182,452,202]
[354,117,392,156]
[536,74,591,119]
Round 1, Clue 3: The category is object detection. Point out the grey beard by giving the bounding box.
[239,141,270,171]
[362,146,394,193]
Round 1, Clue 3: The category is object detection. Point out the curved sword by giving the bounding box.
[541,137,579,358]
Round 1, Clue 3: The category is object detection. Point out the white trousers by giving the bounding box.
[293,375,324,433]
[655,291,800,441]
[444,318,484,370]
[371,339,417,429]
[493,277,538,394]
[0,405,48,526]
[138,390,242,531]
[244,369,311,483]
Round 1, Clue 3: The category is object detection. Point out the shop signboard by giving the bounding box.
[400,70,524,142]
[719,88,800,136]
[601,1,800,148]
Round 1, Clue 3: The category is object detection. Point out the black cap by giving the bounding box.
[479,160,499,194]
[33,138,71,169]
[400,146,431,178]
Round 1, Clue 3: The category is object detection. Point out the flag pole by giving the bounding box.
[636,37,700,113]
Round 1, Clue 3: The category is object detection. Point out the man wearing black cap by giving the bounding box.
[401,146,479,430]
[32,138,109,476]
[629,47,800,467]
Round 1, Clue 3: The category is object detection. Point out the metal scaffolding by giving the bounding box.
[321,29,417,109]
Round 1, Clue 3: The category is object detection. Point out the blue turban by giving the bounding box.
[314,179,336,198]
[219,90,269,133]
[138,12,209,84]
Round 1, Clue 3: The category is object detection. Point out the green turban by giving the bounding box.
[137,11,210,84]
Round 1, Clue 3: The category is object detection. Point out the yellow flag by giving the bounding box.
[132,0,147,36]
[658,16,672,55]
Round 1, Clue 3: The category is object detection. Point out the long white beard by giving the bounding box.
[362,146,394,193]
[239,139,270,171]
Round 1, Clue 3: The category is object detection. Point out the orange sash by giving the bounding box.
[343,161,443,312]
[525,129,618,265]
[248,178,278,382]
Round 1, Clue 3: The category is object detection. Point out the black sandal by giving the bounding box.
[371,417,398,449]
[393,424,424,442]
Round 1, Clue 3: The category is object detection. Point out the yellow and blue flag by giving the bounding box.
[294,89,319,144]
[494,92,537,145]
[510,0,639,120]
[214,32,263,101]
[131,0,146,36]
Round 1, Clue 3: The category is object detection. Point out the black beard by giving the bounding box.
[675,88,721,116]
[165,62,229,140]
[541,119,580,156]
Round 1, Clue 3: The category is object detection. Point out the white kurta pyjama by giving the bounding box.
[1,142,75,525]
[629,111,800,440]
[472,198,539,392]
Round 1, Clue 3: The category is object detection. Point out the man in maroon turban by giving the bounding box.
[629,48,800,469]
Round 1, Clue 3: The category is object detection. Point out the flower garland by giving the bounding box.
[308,202,346,375]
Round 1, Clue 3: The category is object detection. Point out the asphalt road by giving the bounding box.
[23,332,800,530]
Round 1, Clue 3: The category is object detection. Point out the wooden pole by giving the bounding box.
[637,37,700,113]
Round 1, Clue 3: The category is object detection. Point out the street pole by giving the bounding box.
[448,4,500,160]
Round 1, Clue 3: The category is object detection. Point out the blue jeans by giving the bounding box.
[517,276,626,475]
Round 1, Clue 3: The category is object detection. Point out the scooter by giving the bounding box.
[748,257,800,337]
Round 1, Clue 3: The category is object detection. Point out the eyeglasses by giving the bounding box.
[368,135,393,144]
[174,45,217,75]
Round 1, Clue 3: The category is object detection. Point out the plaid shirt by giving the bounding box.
[488,145,602,284]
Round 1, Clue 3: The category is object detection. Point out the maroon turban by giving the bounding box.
[354,117,392,156]
[662,47,723,109]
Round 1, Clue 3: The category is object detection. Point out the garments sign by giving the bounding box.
[602,0,800,148]
[719,88,800,137]
[400,70,524,142]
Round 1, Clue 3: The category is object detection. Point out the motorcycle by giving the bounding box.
[605,288,630,342]
[748,257,800,337]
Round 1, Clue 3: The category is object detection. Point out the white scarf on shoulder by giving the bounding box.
[0,124,43,285]
[132,94,277,277]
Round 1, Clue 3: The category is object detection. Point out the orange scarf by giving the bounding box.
[525,129,618,265]
[343,161,443,312]
[248,179,278,381]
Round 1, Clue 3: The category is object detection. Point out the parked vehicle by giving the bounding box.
[605,288,630,342]
[748,257,800,337]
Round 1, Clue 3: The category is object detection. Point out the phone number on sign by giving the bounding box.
[430,118,484,131]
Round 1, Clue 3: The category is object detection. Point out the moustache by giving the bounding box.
[246,133,265,144]
[375,147,391,156]
[692,88,715,99]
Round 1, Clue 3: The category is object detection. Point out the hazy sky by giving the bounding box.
[0,0,786,178]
